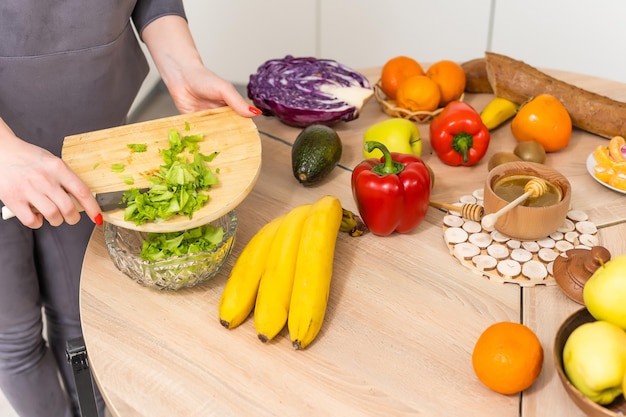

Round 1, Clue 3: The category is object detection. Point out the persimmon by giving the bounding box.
[511,94,572,152]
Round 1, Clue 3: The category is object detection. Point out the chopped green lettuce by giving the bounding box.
[111,163,125,173]
[121,175,135,185]
[122,127,219,225]
[127,143,147,152]
[139,224,225,261]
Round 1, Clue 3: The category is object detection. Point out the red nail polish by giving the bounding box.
[94,213,103,226]
[249,106,263,116]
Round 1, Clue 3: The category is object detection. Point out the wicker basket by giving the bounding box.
[373,80,463,123]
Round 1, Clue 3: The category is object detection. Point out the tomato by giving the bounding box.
[510,94,572,152]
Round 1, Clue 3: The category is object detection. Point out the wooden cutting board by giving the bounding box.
[62,107,262,233]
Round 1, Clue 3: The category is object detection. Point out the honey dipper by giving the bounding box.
[481,177,548,229]
[429,201,485,221]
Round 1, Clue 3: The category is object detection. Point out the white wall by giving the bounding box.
[490,0,626,84]
[184,0,318,85]
[181,0,492,84]
[132,0,626,110]
[318,0,492,71]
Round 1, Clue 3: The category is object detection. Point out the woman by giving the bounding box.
[0,1,260,416]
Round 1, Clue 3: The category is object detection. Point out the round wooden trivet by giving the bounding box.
[441,189,601,287]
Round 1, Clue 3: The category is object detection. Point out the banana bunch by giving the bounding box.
[218,195,343,349]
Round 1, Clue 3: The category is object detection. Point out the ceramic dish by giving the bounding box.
[586,152,626,195]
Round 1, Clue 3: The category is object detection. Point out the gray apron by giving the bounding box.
[0,1,184,416]
[0,0,149,155]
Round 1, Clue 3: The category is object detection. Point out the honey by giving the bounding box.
[493,175,562,207]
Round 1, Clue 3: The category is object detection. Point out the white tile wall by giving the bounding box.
[183,0,318,85]
[318,0,492,70]
[491,0,626,83]
[180,0,626,85]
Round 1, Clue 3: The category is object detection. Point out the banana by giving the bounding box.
[254,204,312,342]
[288,195,343,350]
[480,97,518,130]
[218,214,284,329]
[340,208,368,237]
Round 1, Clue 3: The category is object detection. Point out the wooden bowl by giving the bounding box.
[554,308,626,417]
[483,161,571,240]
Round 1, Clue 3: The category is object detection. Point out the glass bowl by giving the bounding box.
[103,211,237,290]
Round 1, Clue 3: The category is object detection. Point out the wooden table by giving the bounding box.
[80,67,626,417]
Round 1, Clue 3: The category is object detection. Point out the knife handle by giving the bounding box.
[1,193,93,221]
[1,206,14,220]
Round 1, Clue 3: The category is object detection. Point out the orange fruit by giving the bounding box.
[471,321,544,395]
[380,56,425,100]
[593,145,613,166]
[510,94,572,152]
[426,60,466,106]
[608,172,626,190]
[593,164,615,183]
[395,75,441,113]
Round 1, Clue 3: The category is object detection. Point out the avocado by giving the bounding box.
[292,124,342,185]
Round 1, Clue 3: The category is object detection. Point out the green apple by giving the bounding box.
[622,372,626,404]
[583,255,626,329]
[563,320,626,405]
[363,118,422,159]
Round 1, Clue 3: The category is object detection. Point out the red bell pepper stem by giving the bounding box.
[364,141,405,176]
[452,133,473,164]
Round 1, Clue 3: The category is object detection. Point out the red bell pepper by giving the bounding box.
[351,141,431,236]
[429,101,490,167]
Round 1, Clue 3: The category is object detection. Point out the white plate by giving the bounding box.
[585,152,626,195]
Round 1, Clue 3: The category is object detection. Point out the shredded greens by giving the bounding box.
[111,163,125,173]
[139,224,225,261]
[122,128,219,225]
[127,143,147,152]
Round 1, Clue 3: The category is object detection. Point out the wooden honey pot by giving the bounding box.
[483,161,572,240]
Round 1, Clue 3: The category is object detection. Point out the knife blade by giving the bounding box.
[95,189,148,212]
[1,188,148,221]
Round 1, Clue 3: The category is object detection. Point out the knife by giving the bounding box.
[1,188,148,221]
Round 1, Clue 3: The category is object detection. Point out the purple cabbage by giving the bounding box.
[247,55,372,127]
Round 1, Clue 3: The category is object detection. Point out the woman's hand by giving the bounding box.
[166,64,260,116]
[141,15,261,117]
[0,118,102,228]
